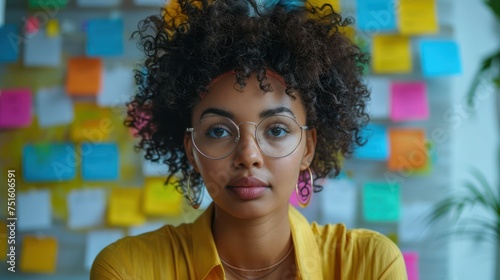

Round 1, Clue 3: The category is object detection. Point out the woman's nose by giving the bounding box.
[232,123,264,169]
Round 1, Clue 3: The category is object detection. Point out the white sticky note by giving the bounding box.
[18,190,52,231]
[128,221,165,236]
[142,158,170,177]
[134,0,166,6]
[77,0,122,7]
[365,76,390,119]
[24,28,62,67]
[85,230,124,271]
[0,0,5,27]
[36,87,74,128]
[318,178,357,228]
[398,202,432,243]
[98,66,135,107]
[67,188,107,230]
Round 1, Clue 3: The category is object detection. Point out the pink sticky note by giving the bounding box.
[26,17,40,34]
[390,82,429,122]
[403,251,419,280]
[0,89,33,128]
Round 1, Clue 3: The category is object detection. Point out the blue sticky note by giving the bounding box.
[354,124,389,160]
[356,0,397,32]
[363,182,400,222]
[81,143,119,181]
[420,40,462,77]
[23,143,76,182]
[86,19,124,57]
[0,24,19,63]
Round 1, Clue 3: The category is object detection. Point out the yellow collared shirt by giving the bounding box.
[91,204,407,279]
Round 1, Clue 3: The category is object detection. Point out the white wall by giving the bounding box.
[450,0,500,279]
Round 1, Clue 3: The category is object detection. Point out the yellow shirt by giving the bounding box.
[91,204,408,279]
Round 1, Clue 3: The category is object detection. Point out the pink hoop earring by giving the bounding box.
[295,167,313,208]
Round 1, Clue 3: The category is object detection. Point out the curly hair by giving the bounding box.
[126,0,370,202]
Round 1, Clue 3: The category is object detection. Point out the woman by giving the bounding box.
[91,0,407,279]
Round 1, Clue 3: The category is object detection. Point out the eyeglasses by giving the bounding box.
[186,115,309,159]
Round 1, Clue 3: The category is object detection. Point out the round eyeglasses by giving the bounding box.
[186,115,309,159]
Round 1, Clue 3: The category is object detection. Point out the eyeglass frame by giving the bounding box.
[186,114,310,160]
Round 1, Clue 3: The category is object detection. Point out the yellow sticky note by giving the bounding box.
[108,188,146,226]
[372,35,412,74]
[339,26,356,42]
[388,128,428,172]
[0,222,7,261]
[20,236,58,273]
[46,19,60,37]
[399,0,438,35]
[143,178,183,216]
[71,103,113,142]
[308,0,341,12]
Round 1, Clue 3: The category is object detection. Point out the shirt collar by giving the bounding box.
[190,203,323,279]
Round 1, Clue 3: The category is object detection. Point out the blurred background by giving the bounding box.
[0,0,498,279]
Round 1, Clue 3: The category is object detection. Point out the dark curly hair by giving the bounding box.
[126,0,370,203]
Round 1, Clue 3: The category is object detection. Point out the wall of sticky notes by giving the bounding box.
[0,0,459,279]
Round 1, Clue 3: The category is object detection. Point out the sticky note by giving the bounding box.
[388,128,428,172]
[354,123,389,160]
[46,19,60,37]
[363,182,400,222]
[420,40,462,77]
[78,0,122,7]
[24,28,62,67]
[399,202,432,243]
[365,76,390,119]
[308,0,341,12]
[0,221,6,261]
[29,0,68,8]
[142,157,170,177]
[85,230,124,271]
[71,103,113,142]
[20,236,57,273]
[98,66,134,107]
[0,24,19,62]
[18,190,52,231]
[26,16,40,34]
[0,88,33,128]
[129,221,165,236]
[356,0,396,32]
[66,57,102,96]
[372,35,412,74]
[108,188,146,226]
[399,0,438,35]
[86,19,124,57]
[390,81,429,122]
[36,87,74,128]
[81,143,119,181]
[0,0,5,26]
[23,143,76,182]
[143,178,183,216]
[403,252,420,280]
[67,188,107,229]
[318,178,357,228]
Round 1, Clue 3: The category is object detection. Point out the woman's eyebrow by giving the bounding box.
[259,107,296,119]
[200,108,234,120]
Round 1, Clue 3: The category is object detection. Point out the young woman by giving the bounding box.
[91,0,407,279]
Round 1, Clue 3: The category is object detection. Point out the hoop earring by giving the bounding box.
[295,167,313,208]
[186,170,204,209]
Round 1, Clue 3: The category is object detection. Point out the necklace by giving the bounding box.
[220,245,294,273]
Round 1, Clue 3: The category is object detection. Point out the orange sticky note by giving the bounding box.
[388,128,427,172]
[20,236,58,273]
[108,188,146,226]
[66,57,102,96]
[143,177,183,216]
[372,35,412,74]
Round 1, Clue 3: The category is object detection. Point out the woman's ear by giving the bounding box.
[184,133,199,172]
[300,128,317,170]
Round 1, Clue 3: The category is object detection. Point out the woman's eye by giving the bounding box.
[266,126,289,138]
[207,127,231,138]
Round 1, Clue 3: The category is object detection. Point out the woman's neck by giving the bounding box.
[212,204,294,272]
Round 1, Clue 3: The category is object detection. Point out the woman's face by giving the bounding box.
[184,74,316,219]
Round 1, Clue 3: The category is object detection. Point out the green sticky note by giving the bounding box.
[363,182,400,222]
[29,0,68,9]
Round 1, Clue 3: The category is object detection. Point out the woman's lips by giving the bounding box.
[227,176,269,200]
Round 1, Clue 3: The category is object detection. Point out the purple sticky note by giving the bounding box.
[0,89,33,128]
[390,82,429,122]
[403,251,419,280]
